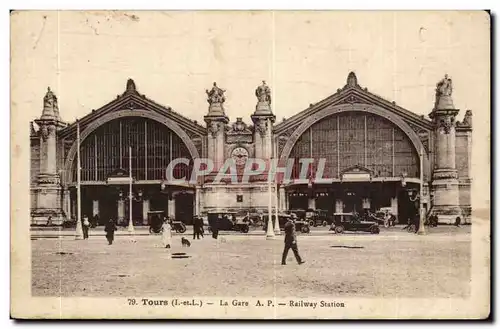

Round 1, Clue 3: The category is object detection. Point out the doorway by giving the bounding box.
[175,193,194,225]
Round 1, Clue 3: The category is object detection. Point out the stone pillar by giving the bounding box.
[168,195,176,219]
[204,82,229,173]
[142,199,150,225]
[391,197,398,217]
[63,189,71,218]
[429,74,462,224]
[308,197,316,210]
[362,198,371,210]
[335,199,343,213]
[32,87,65,225]
[117,199,125,223]
[279,188,286,211]
[92,200,99,217]
[195,186,201,215]
[251,81,276,164]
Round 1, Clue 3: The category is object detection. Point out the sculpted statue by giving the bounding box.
[255,80,271,104]
[44,87,58,109]
[206,82,226,105]
[435,74,453,98]
[463,110,472,127]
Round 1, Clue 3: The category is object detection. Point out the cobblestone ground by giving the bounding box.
[32,229,470,298]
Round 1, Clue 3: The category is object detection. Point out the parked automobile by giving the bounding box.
[147,210,187,234]
[330,212,380,234]
[207,211,250,233]
[307,209,332,227]
[262,213,311,234]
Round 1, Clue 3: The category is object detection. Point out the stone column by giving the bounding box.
[308,197,316,210]
[32,87,64,225]
[117,199,125,223]
[168,195,176,219]
[279,188,286,211]
[429,74,462,224]
[195,186,201,215]
[142,199,150,225]
[92,200,99,217]
[391,197,398,217]
[335,199,343,213]
[362,198,371,210]
[63,189,71,219]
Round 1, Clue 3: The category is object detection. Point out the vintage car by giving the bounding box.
[307,209,333,227]
[147,211,187,234]
[207,211,250,234]
[262,213,311,234]
[330,212,380,234]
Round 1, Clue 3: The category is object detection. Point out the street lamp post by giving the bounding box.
[128,146,135,234]
[266,118,275,240]
[417,146,426,235]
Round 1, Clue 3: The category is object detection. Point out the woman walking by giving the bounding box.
[104,219,117,245]
[161,218,173,249]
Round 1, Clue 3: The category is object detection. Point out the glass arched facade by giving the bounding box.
[72,117,193,182]
[288,111,419,180]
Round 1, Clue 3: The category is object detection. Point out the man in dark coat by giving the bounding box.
[282,215,305,265]
[192,216,203,240]
[104,219,117,245]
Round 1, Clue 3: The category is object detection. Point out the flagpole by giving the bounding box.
[75,120,83,240]
[266,118,275,239]
[128,145,135,233]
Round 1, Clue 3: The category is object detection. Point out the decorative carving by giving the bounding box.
[206,82,226,106]
[254,120,268,137]
[226,118,253,144]
[208,121,220,138]
[433,169,458,180]
[340,94,363,104]
[30,121,36,136]
[40,125,49,141]
[255,80,271,104]
[458,110,473,128]
[437,116,455,134]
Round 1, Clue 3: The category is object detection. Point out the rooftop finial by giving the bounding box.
[126,78,136,92]
[346,72,358,87]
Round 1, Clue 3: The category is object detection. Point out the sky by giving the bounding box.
[11,10,490,208]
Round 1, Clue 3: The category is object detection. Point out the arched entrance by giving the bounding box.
[65,115,196,226]
[281,107,424,222]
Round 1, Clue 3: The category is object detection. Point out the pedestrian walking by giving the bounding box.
[104,219,116,245]
[193,216,203,240]
[282,215,305,265]
[82,215,90,239]
[161,218,173,248]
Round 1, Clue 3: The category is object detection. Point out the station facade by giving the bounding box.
[30,72,472,225]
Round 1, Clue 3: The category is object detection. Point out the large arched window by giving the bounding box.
[288,111,419,179]
[72,117,193,182]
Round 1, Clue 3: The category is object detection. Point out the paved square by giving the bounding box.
[32,229,470,298]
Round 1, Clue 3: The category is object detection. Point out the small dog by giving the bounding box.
[181,237,191,247]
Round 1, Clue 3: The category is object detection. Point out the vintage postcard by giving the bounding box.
[10,10,490,319]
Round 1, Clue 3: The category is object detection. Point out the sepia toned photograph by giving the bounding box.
[10,10,490,319]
